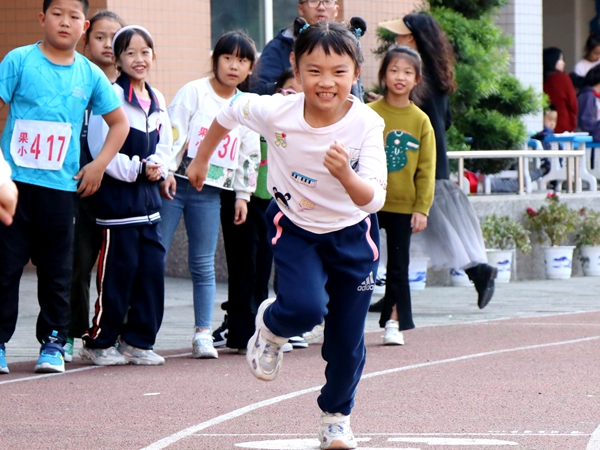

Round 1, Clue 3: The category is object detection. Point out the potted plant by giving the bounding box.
[481,214,532,283]
[525,193,579,279]
[576,207,600,276]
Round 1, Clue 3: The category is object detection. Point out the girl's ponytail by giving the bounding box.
[349,17,367,40]
[293,17,310,39]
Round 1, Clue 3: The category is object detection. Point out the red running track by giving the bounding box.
[1,311,600,450]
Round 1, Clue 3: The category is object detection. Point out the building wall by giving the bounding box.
[497,0,543,132]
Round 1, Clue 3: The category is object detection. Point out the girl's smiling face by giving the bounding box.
[117,33,154,82]
[385,56,419,102]
[293,46,359,124]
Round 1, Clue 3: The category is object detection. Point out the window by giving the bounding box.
[211,0,299,51]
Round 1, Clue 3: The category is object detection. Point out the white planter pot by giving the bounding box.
[543,246,575,279]
[486,249,514,283]
[408,257,429,291]
[450,268,472,286]
[580,245,600,276]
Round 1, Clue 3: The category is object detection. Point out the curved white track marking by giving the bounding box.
[586,424,600,449]
[0,353,191,386]
[142,335,600,450]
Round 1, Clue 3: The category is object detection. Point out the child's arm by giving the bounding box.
[186,120,231,190]
[75,106,128,196]
[0,150,17,226]
[324,140,377,207]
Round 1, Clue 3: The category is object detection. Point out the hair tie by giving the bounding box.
[354,28,363,40]
[299,24,309,34]
[112,25,153,52]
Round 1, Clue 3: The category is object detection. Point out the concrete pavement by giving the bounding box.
[6,268,600,364]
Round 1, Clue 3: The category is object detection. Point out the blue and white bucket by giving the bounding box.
[450,268,472,287]
[486,249,513,283]
[543,246,575,280]
[409,257,429,290]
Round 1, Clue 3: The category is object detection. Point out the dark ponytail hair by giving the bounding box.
[292,16,364,72]
[85,10,126,43]
[402,12,456,94]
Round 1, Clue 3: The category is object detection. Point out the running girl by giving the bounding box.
[187,17,386,450]
[66,10,126,363]
[81,25,172,366]
[160,31,259,359]
[368,46,435,346]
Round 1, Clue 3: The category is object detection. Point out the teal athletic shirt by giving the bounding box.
[0,43,121,192]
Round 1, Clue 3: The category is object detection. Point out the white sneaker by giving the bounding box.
[319,412,357,449]
[288,335,308,348]
[80,344,128,366]
[246,297,288,381]
[303,323,325,345]
[383,320,404,345]
[282,342,293,353]
[116,337,165,365]
[192,330,218,359]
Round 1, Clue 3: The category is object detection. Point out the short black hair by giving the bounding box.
[292,17,363,72]
[584,64,600,87]
[43,0,89,16]
[275,68,295,92]
[113,27,155,66]
[211,31,257,92]
[85,11,126,43]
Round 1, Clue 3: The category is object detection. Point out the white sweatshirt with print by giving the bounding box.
[217,92,387,234]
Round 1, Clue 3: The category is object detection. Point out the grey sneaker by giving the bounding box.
[117,337,164,365]
[192,330,218,359]
[303,323,325,345]
[319,412,357,449]
[246,297,288,381]
[80,344,127,366]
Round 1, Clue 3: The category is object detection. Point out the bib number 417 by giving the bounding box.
[10,119,72,171]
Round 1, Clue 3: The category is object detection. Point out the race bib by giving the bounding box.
[187,124,239,170]
[10,119,72,171]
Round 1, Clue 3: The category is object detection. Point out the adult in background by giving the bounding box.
[543,47,578,133]
[250,0,339,96]
[371,12,497,312]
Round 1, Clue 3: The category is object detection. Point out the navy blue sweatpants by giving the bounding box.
[83,224,165,350]
[264,201,379,416]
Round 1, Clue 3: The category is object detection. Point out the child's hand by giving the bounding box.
[233,198,248,225]
[160,174,176,200]
[186,158,209,191]
[411,212,428,234]
[74,160,104,197]
[144,160,162,182]
[0,180,18,226]
[324,140,351,182]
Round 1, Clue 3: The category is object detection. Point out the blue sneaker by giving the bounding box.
[0,344,9,374]
[34,331,65,373]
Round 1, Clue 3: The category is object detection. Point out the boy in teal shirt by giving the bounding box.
[0,0,128,374]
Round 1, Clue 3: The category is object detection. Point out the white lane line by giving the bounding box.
[0,353,191,386]
[142,335,600,450]
[587,424,600,449]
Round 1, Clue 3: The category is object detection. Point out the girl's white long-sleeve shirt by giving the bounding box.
[168,77,260,201]
[217,92,387,234]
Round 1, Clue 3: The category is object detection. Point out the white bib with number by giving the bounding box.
[10,119,72,171]
[187,122,239,170]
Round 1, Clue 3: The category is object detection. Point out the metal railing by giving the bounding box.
[447,150,586,195]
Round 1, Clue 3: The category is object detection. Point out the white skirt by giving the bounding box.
[411,179,487,270]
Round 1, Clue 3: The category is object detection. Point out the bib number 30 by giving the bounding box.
[10,119,72,171]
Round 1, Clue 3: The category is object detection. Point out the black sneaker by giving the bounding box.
[368,297,385,313]
[212,314,228,347]
[465,264,498,309]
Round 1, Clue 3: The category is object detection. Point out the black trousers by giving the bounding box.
[377,211,415,331]
[69,196,103,338]
[220,190,273,349]
[0,182,76,345]
[83,224,165,349]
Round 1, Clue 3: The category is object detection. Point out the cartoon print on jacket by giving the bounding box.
[385,130,420,172]
[273,187,291,209]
